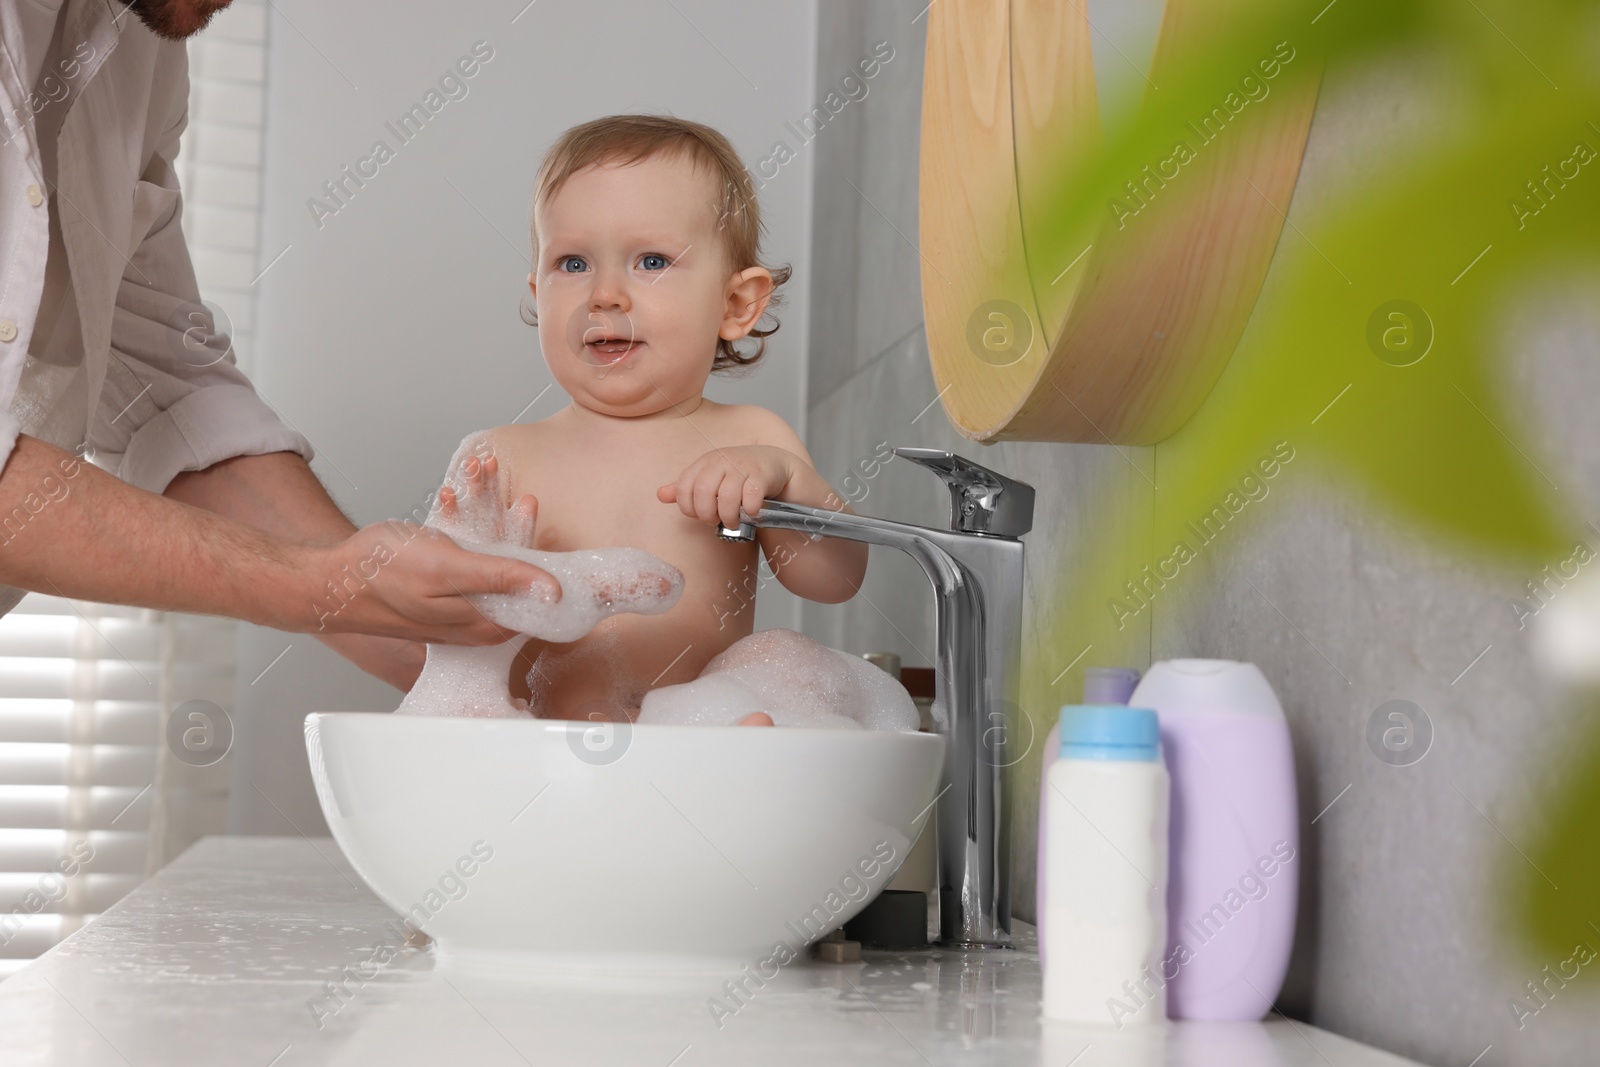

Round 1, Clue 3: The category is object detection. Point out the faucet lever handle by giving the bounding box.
[892,447,1035,538]
[716,519,757,543]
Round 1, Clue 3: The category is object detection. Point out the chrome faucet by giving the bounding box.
[717,447,1034,948]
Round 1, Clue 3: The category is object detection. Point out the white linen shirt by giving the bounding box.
[0,0,312,612]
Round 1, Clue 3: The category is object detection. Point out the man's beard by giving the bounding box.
[124,0,231,41]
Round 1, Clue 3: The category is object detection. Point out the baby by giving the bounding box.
[432,114,868,725]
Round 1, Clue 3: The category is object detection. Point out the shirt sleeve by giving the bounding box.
[87,52,312,496]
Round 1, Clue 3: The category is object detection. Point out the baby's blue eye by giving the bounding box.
[638,253,669,271]
[558,256,588,273]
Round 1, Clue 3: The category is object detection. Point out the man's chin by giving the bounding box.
[127,0,232,41]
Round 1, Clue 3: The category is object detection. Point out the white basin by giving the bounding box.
[304,712,944,973]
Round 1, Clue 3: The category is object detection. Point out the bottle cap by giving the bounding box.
[1058,705,1160,761]
[1131,659,1285,720]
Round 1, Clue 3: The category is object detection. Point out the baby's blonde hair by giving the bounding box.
[528,113,792,374]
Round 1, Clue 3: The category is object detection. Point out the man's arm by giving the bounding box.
[164,451,352,542]
[0,434,558,644]
[165,451,427,690]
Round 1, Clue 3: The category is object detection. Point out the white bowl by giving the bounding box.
[304,713,944,973]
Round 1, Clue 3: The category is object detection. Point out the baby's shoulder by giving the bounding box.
[441,422,556,488]
[466,419,563,453]
[446,423,530,461]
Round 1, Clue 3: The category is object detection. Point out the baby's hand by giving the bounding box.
[657,445,796,530]
[431,452,538,548]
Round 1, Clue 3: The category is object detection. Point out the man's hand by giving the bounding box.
[299,521,560,644]
[167,448,558,688]
[656,445,796,530]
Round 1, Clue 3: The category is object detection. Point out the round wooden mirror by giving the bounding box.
[919,0,1321,444]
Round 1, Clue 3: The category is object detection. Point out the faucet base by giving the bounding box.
[932,939,1016,951]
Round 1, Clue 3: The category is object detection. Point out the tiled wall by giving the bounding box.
[803,4,1600,1065]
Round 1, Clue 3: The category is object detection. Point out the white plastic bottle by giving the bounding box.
[1042,705,1170,1026]
[1037,667,1140,970]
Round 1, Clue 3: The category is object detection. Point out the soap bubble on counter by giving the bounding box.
[637,628,920,731]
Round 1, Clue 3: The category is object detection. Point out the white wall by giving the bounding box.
[230,0,818,833]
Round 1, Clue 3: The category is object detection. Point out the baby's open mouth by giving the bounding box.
[586,336,643,361]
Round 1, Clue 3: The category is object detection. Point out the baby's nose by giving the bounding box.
[588,272,631,309]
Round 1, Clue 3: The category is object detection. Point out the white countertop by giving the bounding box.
[0,837,1426,1066]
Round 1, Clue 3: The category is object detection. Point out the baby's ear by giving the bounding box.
[721,267,774,338]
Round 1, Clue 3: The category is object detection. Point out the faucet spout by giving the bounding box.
[723,455,1031,949]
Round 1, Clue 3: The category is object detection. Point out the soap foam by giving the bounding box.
[394,433,687,718]
[394,640,531,719]
[462,539,684,643]
[395,540,684,718]
[637,628,920,731]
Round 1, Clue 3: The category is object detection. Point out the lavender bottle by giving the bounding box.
[1130,659,1298,1021]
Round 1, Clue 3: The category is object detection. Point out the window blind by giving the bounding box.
[0,596,237,979]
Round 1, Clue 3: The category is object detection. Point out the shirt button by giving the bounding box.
[25,184,43,207]
[0,320,16,342]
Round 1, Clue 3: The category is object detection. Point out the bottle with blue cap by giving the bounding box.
[1041,703,1170,1026]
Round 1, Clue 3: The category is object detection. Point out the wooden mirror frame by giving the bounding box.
[919,0,1321,444]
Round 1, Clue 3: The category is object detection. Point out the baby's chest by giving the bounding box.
[497,421,758,563]
[536,486,759,609]
[534,481,680,550]
[517,451,720,553]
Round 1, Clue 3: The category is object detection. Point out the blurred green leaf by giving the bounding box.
[1013,0,1599,956]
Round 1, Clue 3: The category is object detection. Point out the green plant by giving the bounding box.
[1019,0,1598,958]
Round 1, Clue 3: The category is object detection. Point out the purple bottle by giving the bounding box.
[1036,667,1139,967]
[1130,659,1298,1021]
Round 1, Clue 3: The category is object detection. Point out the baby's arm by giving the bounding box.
[429,429,540,545]
[432,430,550,705]
[656,410,866,604]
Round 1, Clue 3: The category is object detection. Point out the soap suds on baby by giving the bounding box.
[393,500,918,731]
[638,628,919,731]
